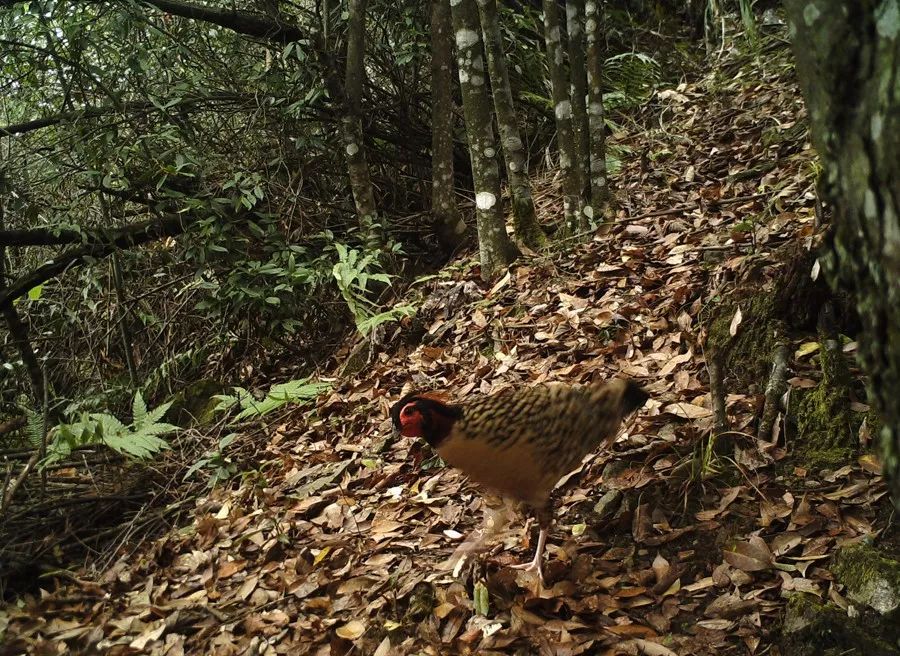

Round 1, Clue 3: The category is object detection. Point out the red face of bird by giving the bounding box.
[390,393,461,447]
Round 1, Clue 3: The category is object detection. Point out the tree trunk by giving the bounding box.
[542,0,582,234]
[567,0,590,225]
[343,0,383,251]
[477,0,546,248]
[585,0,613,231]
[0,178,44,406]
[450,0,520,280]
[786,0,900,507]
[430,0,468,250]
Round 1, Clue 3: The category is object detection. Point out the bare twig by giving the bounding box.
[758,341,791,442]
[0,449,40,518]
[707,353,731,456]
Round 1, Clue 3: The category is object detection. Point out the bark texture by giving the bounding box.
[567,0,590,224]
[450,0,520,279]
[542,0,582,234]
[430,0,468,249]
[786,0,900,507]
[477,0,546,248]
[585,0,612,230]
[342,0,382,249]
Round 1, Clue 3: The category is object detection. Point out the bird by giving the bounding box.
[390,377,649,581]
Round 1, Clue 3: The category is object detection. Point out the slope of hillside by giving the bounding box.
[2,38,895,656]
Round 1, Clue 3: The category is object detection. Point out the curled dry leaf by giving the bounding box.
[723,536,773,572]
[663,402,714,419]
[335,619,366,640]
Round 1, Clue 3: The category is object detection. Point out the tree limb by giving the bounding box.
[0,213,192,310]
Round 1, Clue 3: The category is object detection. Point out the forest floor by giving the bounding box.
[2,38,896,656]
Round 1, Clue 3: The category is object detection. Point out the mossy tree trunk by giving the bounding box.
[786,0,900,507]
[585,0,613,231]
[567,0,590,224]
[430,0,468,250]
[450,0,520,280]
[343,0,383,251]
[542,0,582,235]
[477,0,546,249]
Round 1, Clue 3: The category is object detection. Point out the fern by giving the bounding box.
[213,378,331,421]
[24,407,44,449]
[42,392,178,466]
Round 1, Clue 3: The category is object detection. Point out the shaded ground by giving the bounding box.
[1,38,895,656]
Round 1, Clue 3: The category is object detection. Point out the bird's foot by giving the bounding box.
[509,558,544,585]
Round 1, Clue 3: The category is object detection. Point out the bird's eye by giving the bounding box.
[402,405,415,417]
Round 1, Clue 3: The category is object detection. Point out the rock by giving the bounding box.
[832,543,900,617]
[592,490,622,520]
[778,593,899,656]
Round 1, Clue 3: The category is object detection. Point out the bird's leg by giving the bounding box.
[509,504,552,583]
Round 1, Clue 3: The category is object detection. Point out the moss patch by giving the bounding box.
[779,593,900,656]
[832,544,900,619]
[793,326,859,468]
[167,378,226,427]
[707,291,785,392]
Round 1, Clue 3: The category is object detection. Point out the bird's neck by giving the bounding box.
[423,406,460,449]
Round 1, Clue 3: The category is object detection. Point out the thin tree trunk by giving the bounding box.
[111,252,137,386]
[786,0,900,507]
[567,0,590,228]
[585,0,613,231]
[0,182,44,405]
[343,0,382,251]
[542,0,581,234]
[430,0,468,250]
[477,0,546,248]
[451,0,520,279]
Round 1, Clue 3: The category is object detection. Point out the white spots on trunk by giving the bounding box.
[502,135,523,152]
[472,55,484,72]
[459,69,470,84]
[484,147,495,158]
[864,188,878,220]
[585,1,596,15]
[345,143,359,156]
[871,114,883,140]
[549,26,561,42]
[559,152,572,168]
[555,100,572,119]
[586,18,596,33]
[588,101,603,116]
[566,4,577,21]
[803,4,821,26]
[455,29,480,49]
[471,74,485,86]
[583,204,594,219]
[555,45,565,65]
[476,191,497,209]
[508,161,519,172]
[450,0,463,6]
[876,1,899,38]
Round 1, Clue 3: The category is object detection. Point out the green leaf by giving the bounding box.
[132,391,148,425]
[27,284,43,301]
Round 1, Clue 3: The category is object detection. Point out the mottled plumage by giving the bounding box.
[390,378,648,579]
